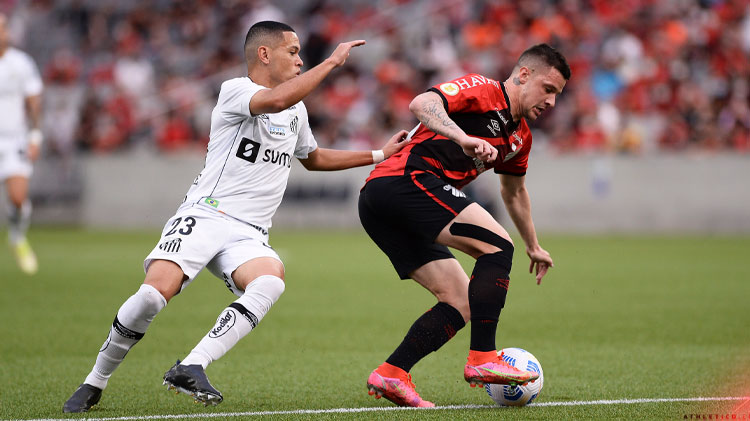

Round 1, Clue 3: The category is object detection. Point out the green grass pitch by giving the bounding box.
[1,228,748,420]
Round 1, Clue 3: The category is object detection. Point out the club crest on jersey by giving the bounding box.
[439,82,460,96]
[158,238,182,253]
[503,132,524,162]
[290,115,299,135]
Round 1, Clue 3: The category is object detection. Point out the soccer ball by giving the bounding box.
[485,348,544,406]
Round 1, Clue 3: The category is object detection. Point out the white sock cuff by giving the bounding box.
[246,275,285,302]
[137,284,167,311]
[116,284,167,333]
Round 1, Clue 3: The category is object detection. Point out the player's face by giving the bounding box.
[269,31,303,85]
[519,66,566,121]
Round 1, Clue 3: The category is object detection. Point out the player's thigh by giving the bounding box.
[4,176,29,206]
[436,202,512,258]
[359,177,456,280]
[144,208,229,293]
[410,258,470,321]
[206,231,284,297]
[0,140,32,203]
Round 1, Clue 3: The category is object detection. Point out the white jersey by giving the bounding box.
[0,47,42,138]
[178,77,317,229]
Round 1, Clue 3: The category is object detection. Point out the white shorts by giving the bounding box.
[144,204,282,297]
[0,136,33,180]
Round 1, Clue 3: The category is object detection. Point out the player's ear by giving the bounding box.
[257,45,271,65]
[518,66,531,84]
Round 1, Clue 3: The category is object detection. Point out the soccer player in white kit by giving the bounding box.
[0,13,43,275]
[62,21,410,413]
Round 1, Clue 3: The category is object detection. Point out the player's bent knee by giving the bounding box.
[143,259,187,302]
[248,275,285,302]
[234,257,285,284]
[475,247,514,275]
[449,222,514,256]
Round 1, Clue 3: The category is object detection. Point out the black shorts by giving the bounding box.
[358,172,474,279]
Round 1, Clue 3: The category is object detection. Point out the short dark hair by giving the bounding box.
[244,21,295,54]
[518,44,571,80]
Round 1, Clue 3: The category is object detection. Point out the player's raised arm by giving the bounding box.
[408,91,497,163]
[249,39,365,115]
[299,130,410,171]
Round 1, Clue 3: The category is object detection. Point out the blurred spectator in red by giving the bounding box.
[3,0,748,156]
[157,108,195,152]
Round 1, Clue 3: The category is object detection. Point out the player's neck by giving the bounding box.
[247,67,278,89]
[502,80,522,122]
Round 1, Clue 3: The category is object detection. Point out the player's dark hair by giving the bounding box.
[518,44,571,80]
[244,21,295,52]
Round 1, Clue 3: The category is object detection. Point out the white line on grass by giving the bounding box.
[10,396,749,421]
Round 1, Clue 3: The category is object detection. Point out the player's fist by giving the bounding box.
[327,40,366,67]
[459,135,497,163]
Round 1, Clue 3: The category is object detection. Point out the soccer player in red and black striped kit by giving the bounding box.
[359,44,570,407]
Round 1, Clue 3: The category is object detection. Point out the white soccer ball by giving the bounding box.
[485,347,544,406]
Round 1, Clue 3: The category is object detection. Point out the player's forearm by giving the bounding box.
[502,187,541,251]
[251,59,337,114]
[301,148,375,171]
[409,93,467,143]
[26,95,42,129]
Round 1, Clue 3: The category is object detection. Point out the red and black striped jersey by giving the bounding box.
[366,73,532,189]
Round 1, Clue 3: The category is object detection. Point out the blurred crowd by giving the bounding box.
[3,0,750,157]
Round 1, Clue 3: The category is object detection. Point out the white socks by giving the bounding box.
[85,284,167,389]
[180,275,285,368]
[82,275,284,389]
[8,200,31,244]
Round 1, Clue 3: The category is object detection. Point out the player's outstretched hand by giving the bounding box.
[458,135,498,163]
[527,246,554,285]
[382,130,411,159]
[327,40,366,67]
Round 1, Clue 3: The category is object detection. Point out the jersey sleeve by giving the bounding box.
[218,78,264,124]
[428,73,499,115]
[293,102,317,159]
[20,53,42,96]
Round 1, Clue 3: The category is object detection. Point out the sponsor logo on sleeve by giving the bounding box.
[439,82,460,96]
